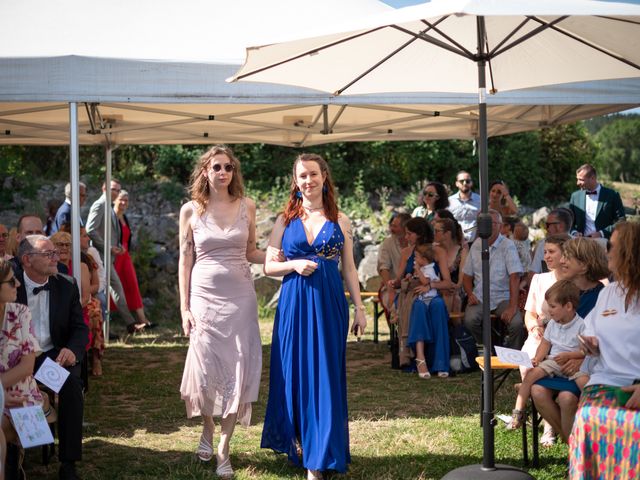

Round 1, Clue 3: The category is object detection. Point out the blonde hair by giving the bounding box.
[50,231,71,245]
[189,145,244,215]
[562,237,609,282]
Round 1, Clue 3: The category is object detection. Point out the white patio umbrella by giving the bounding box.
[231,0,640,476]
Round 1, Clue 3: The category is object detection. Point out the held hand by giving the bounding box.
[387,279,400,289]
[293,259,318,276]
[56,348,77,367]
[559,358,583,376]
[4,390,28,407]
[181,310,195,336]
[554,351,581,364]
[467,293,480,305]
[578,334,600,356]
[351,309,367,337]
[531,358,539,367]
[413,285,430,295]
[266,245,285,263]
[621,384,640,410]
[111,246,123,256]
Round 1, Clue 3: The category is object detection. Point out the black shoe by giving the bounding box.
[59,462,81,480]
[126,322,146,334]
[145,322,158,329]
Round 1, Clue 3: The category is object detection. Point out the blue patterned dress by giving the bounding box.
[261,218,351,473]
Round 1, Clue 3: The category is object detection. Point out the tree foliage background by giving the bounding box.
[1,114,638,209]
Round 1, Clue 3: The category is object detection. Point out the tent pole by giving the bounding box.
[69,103,82,292]
[104,145,112,343]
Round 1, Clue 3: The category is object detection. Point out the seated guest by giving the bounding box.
[14,235,88,480]
[0,258,45,446]
[507,280,587,432]
[489,180,518,217]
[502,216,531,272]
[463,209,525,350]
[407,243,452,379]
[13,215,69,275]
[413,182,449,223]
[521,233,570,446]
[0,225,10,260]
[433,217,468,314]
[528,208,573,280]
[377,213,410,316]
[569,221,640,479]
[530,237,609,449]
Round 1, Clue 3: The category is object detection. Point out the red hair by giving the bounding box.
[282,153,338,226]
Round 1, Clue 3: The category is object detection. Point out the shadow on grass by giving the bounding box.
[21,439,569,480]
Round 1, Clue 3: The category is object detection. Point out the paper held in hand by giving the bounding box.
[10,406,55,448]
[494,346,533,369]
[34,357,70,393]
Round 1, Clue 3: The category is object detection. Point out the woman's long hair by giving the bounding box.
[611,221,640,310]
[189,145,245,215]
[405,217,434,246]
[282,153,338,225]
[434,217,463,246]
[424,181,449,211]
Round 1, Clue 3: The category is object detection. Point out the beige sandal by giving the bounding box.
[216,457,234,478]
[416,359,431,379]
[196,433,213,462]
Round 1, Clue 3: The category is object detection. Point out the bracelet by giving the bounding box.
[355,304,366,311]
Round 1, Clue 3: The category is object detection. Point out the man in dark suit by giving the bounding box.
[50,182,87,235]
[569,163,625,239]
[14,235,88,480]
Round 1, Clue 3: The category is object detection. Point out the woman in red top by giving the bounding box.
[113,190,153,328]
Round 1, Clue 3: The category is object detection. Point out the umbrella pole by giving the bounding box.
[443,16,533,480]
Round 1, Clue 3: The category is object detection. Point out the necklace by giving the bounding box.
[302,205,324,212]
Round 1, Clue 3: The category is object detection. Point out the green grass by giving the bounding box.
[21,315,569,479]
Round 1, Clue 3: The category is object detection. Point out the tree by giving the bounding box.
[595,117,640,183]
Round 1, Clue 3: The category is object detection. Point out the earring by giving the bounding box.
[323,184,328,193]
[296,191,302,199]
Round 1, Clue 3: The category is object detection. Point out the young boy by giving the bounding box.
[414,243,440,305]
[506,279,588,429]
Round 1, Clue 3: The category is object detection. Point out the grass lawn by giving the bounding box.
[22,314,570,479]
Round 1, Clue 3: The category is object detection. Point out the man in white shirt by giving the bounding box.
[448,171,481,243]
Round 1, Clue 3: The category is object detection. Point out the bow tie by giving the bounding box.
[586,190,598,195]
[32,283,50,295]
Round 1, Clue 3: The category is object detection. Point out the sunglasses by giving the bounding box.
[211,164,234,173]
[27,250,60,259]
[423,192,439,198]
[0,276,18,287]
[457,179,472,184]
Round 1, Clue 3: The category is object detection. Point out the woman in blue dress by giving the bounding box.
[262,153,367,480]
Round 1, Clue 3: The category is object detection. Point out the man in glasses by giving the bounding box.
[86,179,144,333]
[14,235,88,480]
[569,163,625,239]
[13,214,70,275]
[448,171,481,243]
[50,181,88,235]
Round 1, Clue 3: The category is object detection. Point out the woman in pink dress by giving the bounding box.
[113,190,153,328]
[0,258,44,444]
[179,145,266,478]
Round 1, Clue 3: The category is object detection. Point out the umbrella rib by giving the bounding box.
[488,18,533,57]
[392,24,473,60]
[335,31,422,95]
[490,16,569,58]
[418,17,475,59]
[234,26,387,81]
[528,16,640,72]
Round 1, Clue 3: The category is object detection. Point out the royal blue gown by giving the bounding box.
[261,218,351,473]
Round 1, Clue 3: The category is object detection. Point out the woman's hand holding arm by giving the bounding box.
[263,215,314,277]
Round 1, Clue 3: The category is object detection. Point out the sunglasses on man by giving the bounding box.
[457,179,472,184]
[211,164,234,173]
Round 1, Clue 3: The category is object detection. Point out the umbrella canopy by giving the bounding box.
[232,0,640,94]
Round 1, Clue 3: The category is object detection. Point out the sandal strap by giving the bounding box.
[196,434,214,461]
[216,457,234,477]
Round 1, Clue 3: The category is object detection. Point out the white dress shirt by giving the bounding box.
[23,271,54,352]
[584,183,601,236]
